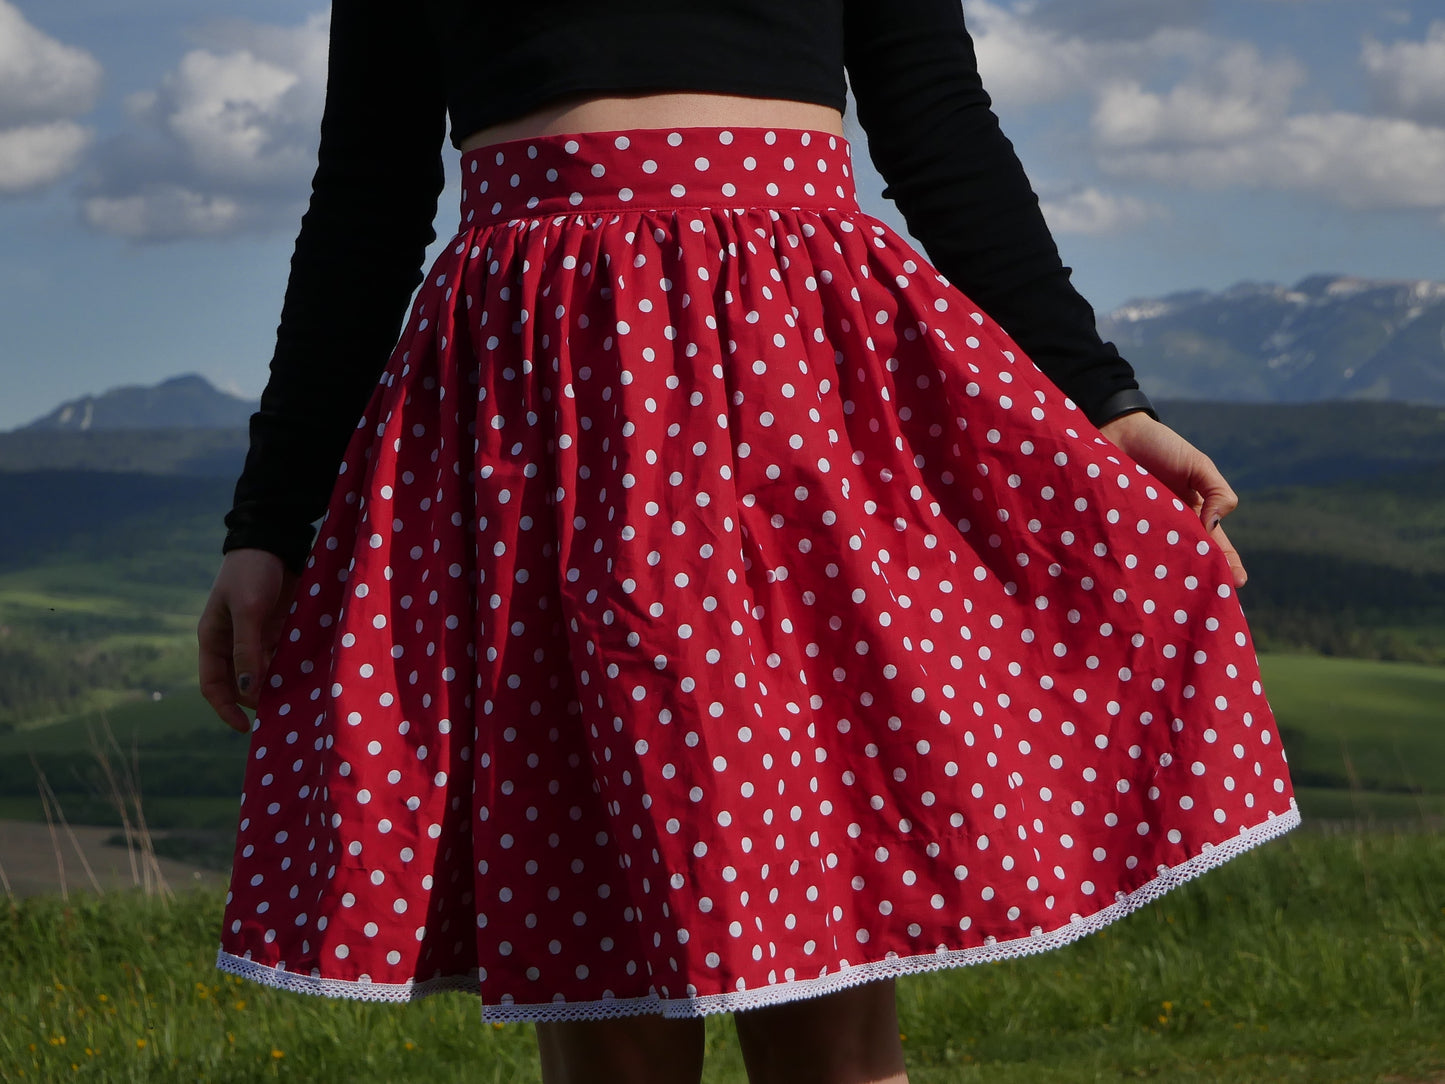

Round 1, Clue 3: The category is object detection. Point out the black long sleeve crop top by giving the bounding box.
[223,0,1159,574]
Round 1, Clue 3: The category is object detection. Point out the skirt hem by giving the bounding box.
[215,803,1301,1022]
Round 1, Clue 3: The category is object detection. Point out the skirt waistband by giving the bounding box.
[458,125,858,227]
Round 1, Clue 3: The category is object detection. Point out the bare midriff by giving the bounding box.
[457,92,846,154]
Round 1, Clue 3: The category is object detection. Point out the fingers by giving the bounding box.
[1099,417,1246,588]
[197,551,293,733]
[1190,453,1239,533]
[1210,522,1247,589]
[231,600,266,712]
[198,600,251,734]
[1181,452,1246,587]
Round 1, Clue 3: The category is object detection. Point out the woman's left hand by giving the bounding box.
[1097,410,1247,589]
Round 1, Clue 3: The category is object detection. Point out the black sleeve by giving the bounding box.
[842,0,1157,428]
[222,1,449,574]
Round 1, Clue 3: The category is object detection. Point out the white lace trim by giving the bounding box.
[216,805,1300,1021]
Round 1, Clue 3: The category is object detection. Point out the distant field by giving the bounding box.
[0,654,1438,866]
[2,829,1441,1083]
[1260,654,1445,797]
[0,687,219,754]
[0,560,211,731]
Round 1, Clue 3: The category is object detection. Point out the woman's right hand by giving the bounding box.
[197,549,299,733]
[1097,410,1246,589]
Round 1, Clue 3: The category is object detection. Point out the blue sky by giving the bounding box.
[1,0,1442,430]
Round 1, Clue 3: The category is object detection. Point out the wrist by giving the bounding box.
[1097,408,1159,446]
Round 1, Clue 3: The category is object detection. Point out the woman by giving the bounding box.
[197,0,1299,1080]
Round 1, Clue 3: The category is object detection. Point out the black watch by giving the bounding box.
[1092,388,1159,426]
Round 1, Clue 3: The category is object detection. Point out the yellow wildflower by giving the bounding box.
[136,1039,147,1050]
[271,1049,285,1060]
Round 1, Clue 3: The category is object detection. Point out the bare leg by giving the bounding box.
[535,1013,706,1084]
[733,978,909,1084]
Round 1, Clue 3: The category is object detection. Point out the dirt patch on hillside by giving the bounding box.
[0,819,227,899]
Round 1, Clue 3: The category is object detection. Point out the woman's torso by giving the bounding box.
[457,92,845,155]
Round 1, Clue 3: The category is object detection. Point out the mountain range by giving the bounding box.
[6,273,1445,432]
[1098,274,1445,404]
[22,374,257,431]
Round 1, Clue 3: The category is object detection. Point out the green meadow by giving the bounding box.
[2,829,1441,1083]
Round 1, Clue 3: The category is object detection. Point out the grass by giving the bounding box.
[1258,655,1445,796]
[1291,786,1445,822]
[1,829,1441,1082]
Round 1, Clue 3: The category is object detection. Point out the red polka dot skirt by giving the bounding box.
[216,125,1300,1022]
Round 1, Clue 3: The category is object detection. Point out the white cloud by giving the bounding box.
[963,1,1100,106]
[161,48,312,183]
[964,3,1445,220]
[1362,21,1445,125]
[0,1,102,127]
[1103,112,1445,210]
[82,185,244,240]
[83,10,330,240]
[1039,188,1167,235]
[0,120,90,193]
[1092,45,1305,147]
[964,0,1217,108]
[0,1,100,193]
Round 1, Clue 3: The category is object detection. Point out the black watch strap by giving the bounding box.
[1091,387,1159,426]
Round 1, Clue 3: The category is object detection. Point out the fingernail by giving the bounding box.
[238,674,253,694]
